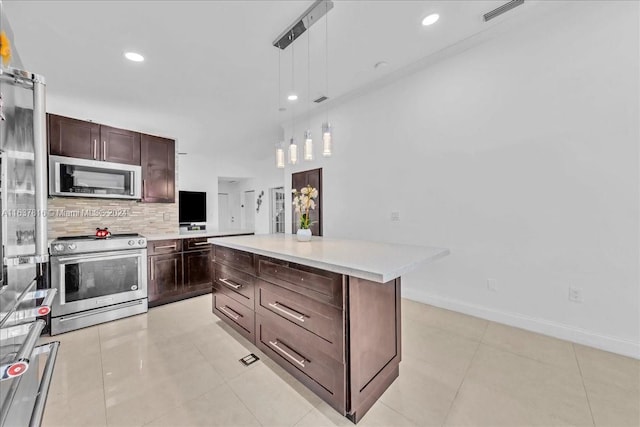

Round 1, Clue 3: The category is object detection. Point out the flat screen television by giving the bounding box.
[179,191,206,224]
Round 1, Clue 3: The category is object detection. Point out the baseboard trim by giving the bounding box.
[402,288,640,360]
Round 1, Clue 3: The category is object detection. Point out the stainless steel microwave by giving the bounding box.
[49,155,142,199]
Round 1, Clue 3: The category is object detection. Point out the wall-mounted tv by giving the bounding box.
[179,191,206,224]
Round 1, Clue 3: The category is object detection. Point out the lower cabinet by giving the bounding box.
[211,245,402,423]
[148,238,213,307]
[148,253,183,302]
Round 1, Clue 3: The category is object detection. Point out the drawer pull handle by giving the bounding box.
[155,245,177,250]
[268,302,305,323]
[193,242,210,246]
[219,305,241,320]
[219,278,242,290]
[268,340,306,368]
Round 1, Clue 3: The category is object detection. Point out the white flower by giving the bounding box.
[294,206,301,214]
[310,189,318,199]
[309,200,316,210]
[301,187,309,195]
[292,189,297,193]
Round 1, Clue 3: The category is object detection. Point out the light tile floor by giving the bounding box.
[39,296,639,427]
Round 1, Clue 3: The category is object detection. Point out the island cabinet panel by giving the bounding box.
[255,278,343,361]
[213,292,255,342]
[213,263,255,308]
[213,245,255,274]
[348,277,402,423]
[255,312,346,413]
[210,244,401,424]
[147,239,182,255]
[256,257,343,309]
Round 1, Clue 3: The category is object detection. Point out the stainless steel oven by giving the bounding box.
[49,234,148,335]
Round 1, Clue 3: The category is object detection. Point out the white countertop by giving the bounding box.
[145,229,253,241]
[209,234,450,283]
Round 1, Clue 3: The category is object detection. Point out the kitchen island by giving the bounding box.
[208,234,449,423]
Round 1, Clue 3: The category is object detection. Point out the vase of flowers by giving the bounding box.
[292,185,318,242]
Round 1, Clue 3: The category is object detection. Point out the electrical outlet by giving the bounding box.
[568,287,583,303]
[487,278,498,292]
[163,212,171,221]
[391,212,400,221]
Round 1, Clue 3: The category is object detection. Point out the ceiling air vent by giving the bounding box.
[314,96,328,103]
[484,0,524,22]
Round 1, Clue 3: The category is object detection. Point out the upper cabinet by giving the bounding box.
[48,114,100,160]
[48,114,141,165]
[141,134,175,203]
[99,125,141,165]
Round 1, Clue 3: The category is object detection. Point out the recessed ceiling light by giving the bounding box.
[422,13,440,26]
[124,52,145,62]
[288,94,298,101]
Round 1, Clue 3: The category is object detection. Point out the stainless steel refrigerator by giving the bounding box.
[0,3,59,426]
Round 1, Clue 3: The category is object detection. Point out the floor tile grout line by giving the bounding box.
[572,343,597,427]
[97,327,109,426]
[192,339,265,426]
[378,401,420,426]
[440,322,487,427]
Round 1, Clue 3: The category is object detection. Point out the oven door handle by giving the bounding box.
[55,250,144,264]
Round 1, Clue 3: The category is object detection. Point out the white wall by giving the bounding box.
[284,1,639,357]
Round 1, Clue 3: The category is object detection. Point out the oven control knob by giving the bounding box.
[138,239,145,246]
[67,244,77,250]
[53,244,64,252]
[128,240,135,246]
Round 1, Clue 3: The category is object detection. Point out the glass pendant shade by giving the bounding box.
[288,138,298,164]
[275,142,285,168]
[304,130,313,161]
[322,123,333,157]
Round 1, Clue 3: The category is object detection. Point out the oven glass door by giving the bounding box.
[51,250,147,316]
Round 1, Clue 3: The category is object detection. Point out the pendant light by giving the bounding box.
[304,29,313,161]
[275,49,285,169]
[288,30,298,165]
[322,1,333,157]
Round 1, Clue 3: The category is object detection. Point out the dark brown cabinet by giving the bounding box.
[147,237,212,307]
[184,250,212,293]
[211,244,401,423]
[48,114,141,165]
[100,125,141,165]
[292,168,323,236]
[141,134,175,203]
[148,253,183,303]
[48,114,100,160]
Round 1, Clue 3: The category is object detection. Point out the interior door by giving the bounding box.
[243,190,255,231]
[218,193,231,229]
[292,168,322,236]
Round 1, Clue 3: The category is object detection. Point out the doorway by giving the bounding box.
[243,190,255,231]
[218,193,231,229]
[270,187,285,233]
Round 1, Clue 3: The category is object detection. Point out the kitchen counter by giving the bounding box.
[208,233,449,283]
[145,229,253,241]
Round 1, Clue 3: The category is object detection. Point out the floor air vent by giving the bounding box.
[314,95,328,103]
[484,0,524,22]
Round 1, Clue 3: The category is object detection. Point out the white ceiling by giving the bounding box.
[4,0,537,159]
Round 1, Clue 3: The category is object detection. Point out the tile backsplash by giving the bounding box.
[47,197,178,238]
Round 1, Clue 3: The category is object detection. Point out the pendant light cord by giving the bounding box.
[325,1,329,124]
[291,30,295,139]
[308,27,311,130]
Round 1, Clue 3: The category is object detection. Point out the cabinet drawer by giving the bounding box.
[256,313,345,412]
[184,237,212,252]
[257,257,343,308]
[214,245,254,274]
[213,293,254,342]
[147,239,182,255]
[256,279,343,361]
[213,263,254,308]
